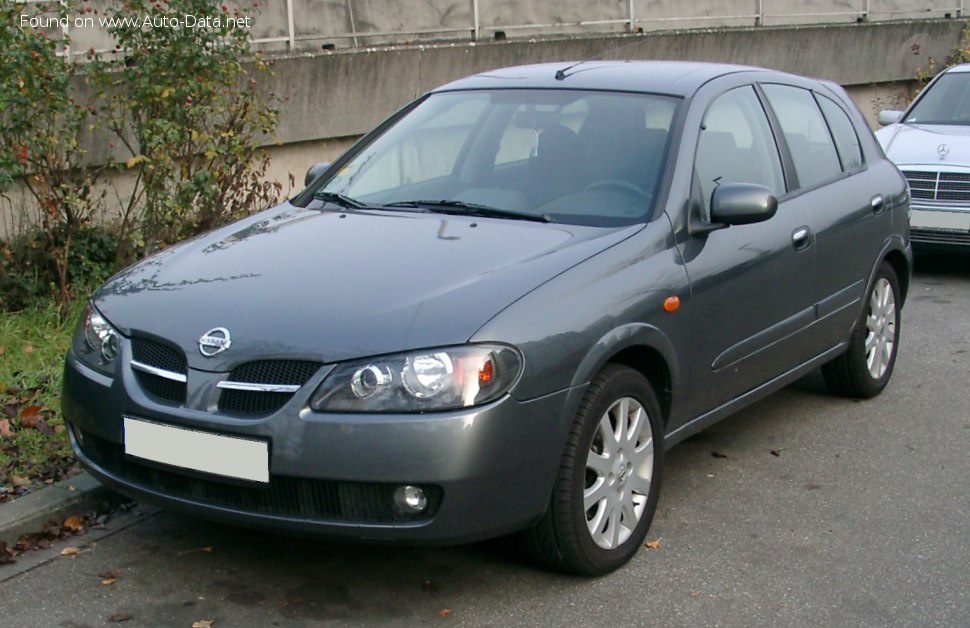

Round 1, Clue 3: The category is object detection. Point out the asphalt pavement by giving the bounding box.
[0,255,967,627]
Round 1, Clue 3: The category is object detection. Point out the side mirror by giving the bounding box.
[877,110,903,126]
[304,162,330,187]
[709,183,777,226]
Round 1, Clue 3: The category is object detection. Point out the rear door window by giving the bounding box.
[762,84,842,190]
[816,95,864,172]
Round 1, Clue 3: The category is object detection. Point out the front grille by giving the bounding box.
[130,337,187,405]
[218,360,322,416]
[903,170,970,204]
[230,360,322,385]
[911,227,970,246]
[75,428,441,523]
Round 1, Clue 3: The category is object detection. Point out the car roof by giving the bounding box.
[943,63,970,74]
[432,60,775,97]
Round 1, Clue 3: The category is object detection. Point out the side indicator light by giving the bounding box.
[663,296,680,313]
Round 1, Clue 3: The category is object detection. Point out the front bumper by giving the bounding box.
[910,204,970,248]
[62,349,575,545]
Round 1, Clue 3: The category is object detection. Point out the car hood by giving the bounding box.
[876,123,970,167]
[94,203,638,371]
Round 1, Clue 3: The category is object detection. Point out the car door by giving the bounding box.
[678,85,817,418]
[760,83,891,350]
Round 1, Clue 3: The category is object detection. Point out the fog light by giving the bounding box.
[393,485,428,513]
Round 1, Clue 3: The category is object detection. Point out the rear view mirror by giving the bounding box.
[304,162,330,187]
[709,183,777,226]
[877,110,903,126]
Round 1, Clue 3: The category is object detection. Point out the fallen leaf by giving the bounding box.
[20,413,54,436]
[438,609,453,618]
[0,418,11,439]
[711,451,728,459]
[178,546,213,556]
[0,540,16,564]
[191,621,215,628]
[99,568,121,579]
[108,612,132,623]
[22,344,34,354]
[101,578,118,586]
[63,515,85,533]
[60,547,79,557]
[11,476,29,487]
[644,539,662,550]
[19,405,42,419]
[769,449,782,457]
[690,590,702,598]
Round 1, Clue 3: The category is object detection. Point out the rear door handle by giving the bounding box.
[871,194,886,214]
[792,226,812,251]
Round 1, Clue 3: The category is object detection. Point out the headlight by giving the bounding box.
[310,344,522,413]
[72,302,120,375]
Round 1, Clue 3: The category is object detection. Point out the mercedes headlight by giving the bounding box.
[310,344,522,413]
[72,302,120,375]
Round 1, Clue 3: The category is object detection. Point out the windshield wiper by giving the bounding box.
[312,191,369,210]
[383,200,553,223]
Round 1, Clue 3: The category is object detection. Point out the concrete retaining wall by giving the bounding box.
[258,18,963,187]
[22,0,966,53]
[2,18,965,237]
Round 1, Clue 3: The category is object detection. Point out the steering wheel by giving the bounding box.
[584,179,648,198]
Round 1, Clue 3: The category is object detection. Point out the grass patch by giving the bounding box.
[0,295,89,501]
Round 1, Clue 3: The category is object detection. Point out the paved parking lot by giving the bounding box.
[1,255,967,627]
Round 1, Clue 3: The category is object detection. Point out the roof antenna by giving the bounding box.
[555,62,581,81]
[553,32,648,81]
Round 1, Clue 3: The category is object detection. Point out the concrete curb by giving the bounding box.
[0,473,124,544]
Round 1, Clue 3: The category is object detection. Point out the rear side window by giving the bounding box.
[817,95,863,172]
[762,84,841,190]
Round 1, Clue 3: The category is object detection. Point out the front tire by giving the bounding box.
[526,364,664,575]
[823,261,901,398]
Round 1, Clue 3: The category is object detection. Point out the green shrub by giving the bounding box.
[0,2,108,310]
[1,1,282,310]
[89,0,282,266]
[0,226,118,312]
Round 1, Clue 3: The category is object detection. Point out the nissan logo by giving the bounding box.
[199,327,231,356]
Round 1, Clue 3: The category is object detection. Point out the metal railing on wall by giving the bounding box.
[13,0,968,57]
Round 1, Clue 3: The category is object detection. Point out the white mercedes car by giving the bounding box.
[876,63,970,250]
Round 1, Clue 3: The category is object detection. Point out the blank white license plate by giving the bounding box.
[911,209,970,231]
[123,417,269,483]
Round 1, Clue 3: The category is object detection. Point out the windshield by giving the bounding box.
[312,89,679,226]
[905,72,970,125]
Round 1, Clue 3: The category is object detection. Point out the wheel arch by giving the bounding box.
[883,247,911,305]
[569,324,679,429]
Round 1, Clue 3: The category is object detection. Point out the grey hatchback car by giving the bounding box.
[63,61,911,575]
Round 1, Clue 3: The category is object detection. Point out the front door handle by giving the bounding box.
[792,226,812,251]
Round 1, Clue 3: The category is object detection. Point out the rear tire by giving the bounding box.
[823,261,901,398]
[525,364,664,576]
